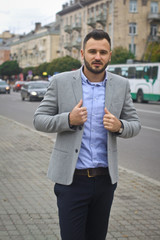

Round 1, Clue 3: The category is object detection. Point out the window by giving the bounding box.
[150,24,157,36]
[70,16,72,25]
[129,0,137,12]
[152,66,158,80]
[150,1,158,13]
[109,23,112,36]
[129,43,136,55]
[128,67,136,78]
[142,0,147,6]
[129,23,137,35]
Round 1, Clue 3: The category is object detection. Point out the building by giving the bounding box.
[0,31,15,65]
[57,0,160,61]
[10,22,60,68]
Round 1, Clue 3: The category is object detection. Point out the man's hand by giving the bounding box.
[103,107,121,132]
[69,99,87,126]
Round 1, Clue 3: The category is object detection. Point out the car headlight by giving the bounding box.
[31,91,37,96]
[6,86,10,90]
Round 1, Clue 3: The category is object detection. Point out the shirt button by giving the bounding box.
[75,149,78,153]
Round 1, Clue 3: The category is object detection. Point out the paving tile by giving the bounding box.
[0,116,160,240]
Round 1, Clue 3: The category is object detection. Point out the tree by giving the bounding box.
[143,42,160,62]
[47,56,81,75]
[0,60,21,78]
[36,62,50,76]
[111,47,135,64]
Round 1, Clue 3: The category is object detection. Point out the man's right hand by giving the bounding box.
[69,99,87,126]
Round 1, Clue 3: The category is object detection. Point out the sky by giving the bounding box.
[0,0,67,34]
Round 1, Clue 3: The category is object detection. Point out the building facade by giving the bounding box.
[0,31,15,65]
[57,0,160,61]
[10,23,60,68]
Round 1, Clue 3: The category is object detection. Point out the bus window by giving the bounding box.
[128,67,136,78]
[152,66,158,85]
[143,66,151,82]
[121,67,129,78]
[115,67,122,75]
[108,67,115,73]
[136,66,144,78]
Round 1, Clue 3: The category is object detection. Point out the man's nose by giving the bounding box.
[95,52,101,60]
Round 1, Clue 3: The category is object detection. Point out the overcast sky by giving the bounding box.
[0,0,67,34]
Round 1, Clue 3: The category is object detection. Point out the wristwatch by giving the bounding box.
[117,120,124,134]
[118,126,123,134]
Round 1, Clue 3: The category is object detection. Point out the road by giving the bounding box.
[0,91,160,182]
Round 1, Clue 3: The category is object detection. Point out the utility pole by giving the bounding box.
[111,0,115,49]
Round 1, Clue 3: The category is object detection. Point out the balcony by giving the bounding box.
[148,34,160,42]
[96,14,107,26]
[64,25,72,34]
[72,38,81,49]
[148,13,160,22]
[64,42,72,51]
[72,22,82,32]
[87,17,96,28]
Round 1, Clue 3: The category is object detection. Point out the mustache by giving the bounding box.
[92,60,103,65]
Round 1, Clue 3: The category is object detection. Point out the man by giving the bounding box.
[33,29,141,240]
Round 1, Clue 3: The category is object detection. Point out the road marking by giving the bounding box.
[137,109,160,115]
[142,125,160,132]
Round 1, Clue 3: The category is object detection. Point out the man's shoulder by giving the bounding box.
[107,71,129,84]
[50,69,81,82]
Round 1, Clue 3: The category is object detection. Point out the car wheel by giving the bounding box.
[21,95,25,101]
[29,96,32,101]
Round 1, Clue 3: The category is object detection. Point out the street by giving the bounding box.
[0,91,160,181]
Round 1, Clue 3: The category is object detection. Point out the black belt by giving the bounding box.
[74,167,109,178]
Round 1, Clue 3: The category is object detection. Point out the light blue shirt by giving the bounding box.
[76,67,108,169]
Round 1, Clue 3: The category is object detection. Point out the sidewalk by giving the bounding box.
[0,115,160,240]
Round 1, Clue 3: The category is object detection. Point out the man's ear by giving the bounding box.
[81,49,84,60]
[109,51,112,62]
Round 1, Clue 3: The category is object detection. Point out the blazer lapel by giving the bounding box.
[72,69,83,104]
[105,71,114,111]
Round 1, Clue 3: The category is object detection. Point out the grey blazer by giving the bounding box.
[33,69,141,185]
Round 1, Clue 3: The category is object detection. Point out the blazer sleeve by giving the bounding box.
[119,80,141,138]
[33,78,74,133]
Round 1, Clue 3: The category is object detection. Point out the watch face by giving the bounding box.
[119,128,123,133]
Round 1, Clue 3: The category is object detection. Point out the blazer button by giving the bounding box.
[75,149,78,153]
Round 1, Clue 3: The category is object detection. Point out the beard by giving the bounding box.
[84,57,109,74]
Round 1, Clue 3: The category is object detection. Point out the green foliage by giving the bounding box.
[47,56,81,75]
[111,46,135,64]
[36,62,49,76]
[144,42,160,62]
[0,60,21,77]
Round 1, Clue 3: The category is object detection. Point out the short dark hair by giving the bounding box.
[83,29,111,49]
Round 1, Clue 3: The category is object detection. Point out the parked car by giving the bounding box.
[13,81,25,92]
[21,81,49,101]
[0,80,10,94]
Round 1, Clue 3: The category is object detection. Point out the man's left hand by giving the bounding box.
[103,107,121,132]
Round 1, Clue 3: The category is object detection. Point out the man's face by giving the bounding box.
[81,38,112,74]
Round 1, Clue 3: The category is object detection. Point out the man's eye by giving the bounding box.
[89,50,96,54]
[100,51,107,55]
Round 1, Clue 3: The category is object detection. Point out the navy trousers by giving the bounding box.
[54,172,117,240]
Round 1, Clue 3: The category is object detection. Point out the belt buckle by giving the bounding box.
[87,169,94,178]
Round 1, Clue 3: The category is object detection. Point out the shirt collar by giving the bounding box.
[80,66,107,86]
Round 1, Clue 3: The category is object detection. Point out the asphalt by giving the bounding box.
[0,115,160,240]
